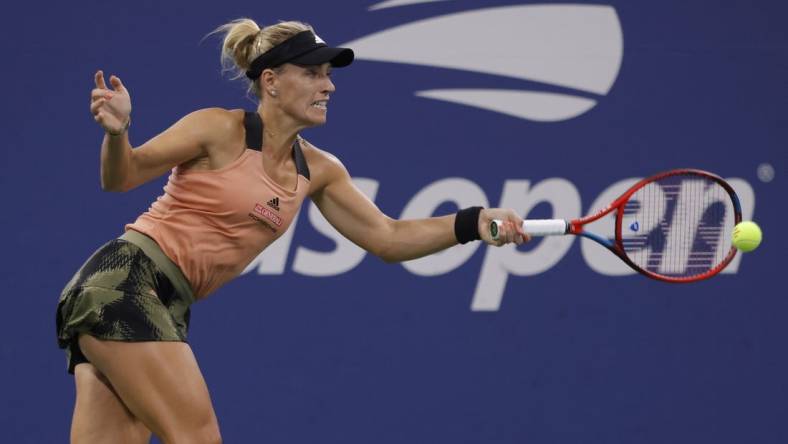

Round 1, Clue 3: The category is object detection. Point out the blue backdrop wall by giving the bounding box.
[1,1,786,442]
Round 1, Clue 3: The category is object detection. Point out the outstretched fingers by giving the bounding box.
[109,75,126,93]
[93,71,124,101]
[95,70,107,89]
[90,70,132,134]
[92,70,115,103]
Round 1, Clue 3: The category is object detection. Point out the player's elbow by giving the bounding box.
[368,220,403,263]
[378,251,400,264]
[370,243,394,263]
[369,238,401,263]
[379,254,401,264]
[376,241,418,264]
[100,181,124,192]
[100,176,132,192]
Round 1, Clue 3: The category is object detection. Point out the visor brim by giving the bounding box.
[289,47,354,67]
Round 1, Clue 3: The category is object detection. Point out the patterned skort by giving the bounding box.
[56,232,194,373]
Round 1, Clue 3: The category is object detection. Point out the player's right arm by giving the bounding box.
[91,70,233,192]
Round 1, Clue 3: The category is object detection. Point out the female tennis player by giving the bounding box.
[58,18,528,443]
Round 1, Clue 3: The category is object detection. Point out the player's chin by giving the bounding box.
[305,108,328,125]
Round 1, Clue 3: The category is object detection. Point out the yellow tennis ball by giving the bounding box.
[732,221,762,252]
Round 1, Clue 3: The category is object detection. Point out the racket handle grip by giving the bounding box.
[490,219,569,240]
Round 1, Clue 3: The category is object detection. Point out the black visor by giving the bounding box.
[246,31,354,79]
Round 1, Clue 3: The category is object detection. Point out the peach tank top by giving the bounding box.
[126,112,310,298]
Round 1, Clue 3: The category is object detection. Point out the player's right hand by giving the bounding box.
[479,208,530,247]
[90,70,131,135]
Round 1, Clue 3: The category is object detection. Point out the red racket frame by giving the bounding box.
[566,169,743,283]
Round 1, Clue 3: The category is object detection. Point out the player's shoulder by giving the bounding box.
[298,137,344,170]
[182,107,245,131]
[298,137,349,191]
[176,108,246,145]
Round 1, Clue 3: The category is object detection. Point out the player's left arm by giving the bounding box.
[306,145,527,262]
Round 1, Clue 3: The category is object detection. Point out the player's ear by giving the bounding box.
[260,69,278,95]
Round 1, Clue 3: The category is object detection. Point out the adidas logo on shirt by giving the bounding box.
[267,197,280,211]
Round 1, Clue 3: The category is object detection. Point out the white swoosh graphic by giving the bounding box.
[415,89,597,122]
[344,4,622,94]
[342,4,622,121]
[369,0,450,11]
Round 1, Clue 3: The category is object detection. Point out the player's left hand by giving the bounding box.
[479,208,530,246]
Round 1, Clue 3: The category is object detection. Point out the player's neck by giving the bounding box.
[258,104,302,160]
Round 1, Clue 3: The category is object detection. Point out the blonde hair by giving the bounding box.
[213,18,313,98]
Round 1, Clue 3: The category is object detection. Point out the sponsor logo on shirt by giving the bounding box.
[254,203,283,226]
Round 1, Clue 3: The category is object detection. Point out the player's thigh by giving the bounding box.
[78,335,221,444]
[71,363,151,444]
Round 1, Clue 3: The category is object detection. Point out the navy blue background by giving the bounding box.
[1,1,785,442]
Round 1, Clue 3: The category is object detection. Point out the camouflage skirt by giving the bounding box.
[56,230,194,373]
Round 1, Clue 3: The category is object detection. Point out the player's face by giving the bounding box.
[276,63,335,126]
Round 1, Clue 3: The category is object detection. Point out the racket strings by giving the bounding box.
[621,175,733,279]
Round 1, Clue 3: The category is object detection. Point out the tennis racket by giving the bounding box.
[490,169,742,282]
